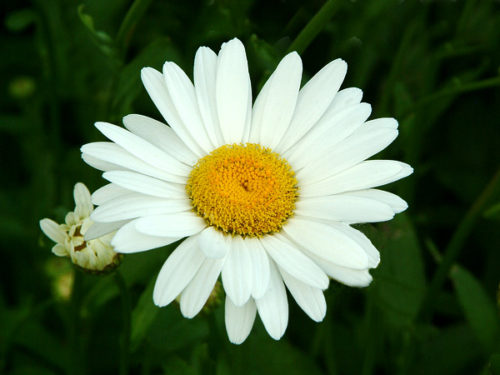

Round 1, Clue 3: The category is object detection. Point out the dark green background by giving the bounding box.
[1,0,500,374]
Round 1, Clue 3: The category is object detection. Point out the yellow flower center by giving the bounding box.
[186,143,298,237]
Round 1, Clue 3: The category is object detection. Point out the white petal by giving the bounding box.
[279,268,326,322]
[243,237,270,299]
[300,160,414,197]
[180,256,225,318]
[295,195,395,224]
[194,47,224,148]
[40,219,65,243]
[276,59,348,153]
[327,87,363,112]
[242,83,253,142]
[221,236,253,306]
[52,244,68,256]
[216,38,251,144]
[95,122,190,178]
[81,142,184,183]
[297,124,398,184]
[260,233,329,289]
[91,183,130,205]
[65,212,77,225]
[345,189,408,213]
[255,261,288,340]
[302,249,373,287]
[163,62,213,153]
[82,153,125,172]
[198,226,230,259]
[112,220,180,253]
[141,67,204,156]
[84,220,128,241]
[73,183,92,217]
[285,103,372,170]
[283,217,369,269]
[123,114,198,166]
[135,211,206,238]
[153,236,205,307]
[249,52,302,148]
[365,117,398,129]
[91,194,191,222]
[326,265,372,287]
[103,171,185,199]
[328,222,380,268]
[225,297,256,345]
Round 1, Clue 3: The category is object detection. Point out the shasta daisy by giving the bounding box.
[81,38,413,344]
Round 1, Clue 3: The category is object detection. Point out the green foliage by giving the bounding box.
[1,0,500,374]
[451,266,500,352]
[370,214,426,327]
[130,277,157,351]
[484,202,500,220]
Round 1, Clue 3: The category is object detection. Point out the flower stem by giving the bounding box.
[418,168,500,321]
[69,270,84,375]
[361,293,377,375]
[114,271,131,375]
[115,0,154,58]
[401,76,500,119]
[287,0,340,54]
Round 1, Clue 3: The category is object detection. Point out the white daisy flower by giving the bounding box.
[81,38,413,344]
[40,182,121,273]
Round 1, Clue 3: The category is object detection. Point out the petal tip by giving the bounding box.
[39,218,52,232]
[140,67,159,81]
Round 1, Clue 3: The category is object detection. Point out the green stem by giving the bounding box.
[106,0,153,119]
[70,270,84,375]
[323,317,337,375]
[377,20,417,116]
[115,0,154,58]
[287,0,340,54]
[401,76,500,119]
[361,293,377,375]
[114,271,131,375]
[418,168,500,321]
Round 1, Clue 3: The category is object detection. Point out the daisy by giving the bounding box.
[81,38,412,344]
[40,183,121,272]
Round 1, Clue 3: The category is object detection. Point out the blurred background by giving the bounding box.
[1,0,499,374]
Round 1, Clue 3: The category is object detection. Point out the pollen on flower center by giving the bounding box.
[186,143,298,237]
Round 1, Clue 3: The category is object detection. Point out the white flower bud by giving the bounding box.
[40,183,122,273]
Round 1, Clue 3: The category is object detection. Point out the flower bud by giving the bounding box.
[40,183,122,273]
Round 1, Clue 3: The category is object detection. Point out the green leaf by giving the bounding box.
[77,5,115,57]
[120,242,178,286]
[413,324,484,375]
[147,307,210,353]
[393,82,414,117]
[226,332,324,375]
[13,320,70,372]
[368,214,426,327]
[0,302,31,364]
[130,277,158,351]
[190,343,211,374]
[484,202,500,220]
[5,9,36,32]
[450,265,500,351]
[111,37,183,116]
[215,355,232,375]
[489,353,500,375]
[161,357,198,375]
[80,275,118,318]
[248,35,282,87]
[8,365,56,375]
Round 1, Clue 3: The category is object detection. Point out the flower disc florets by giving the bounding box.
[186,143,298,236]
